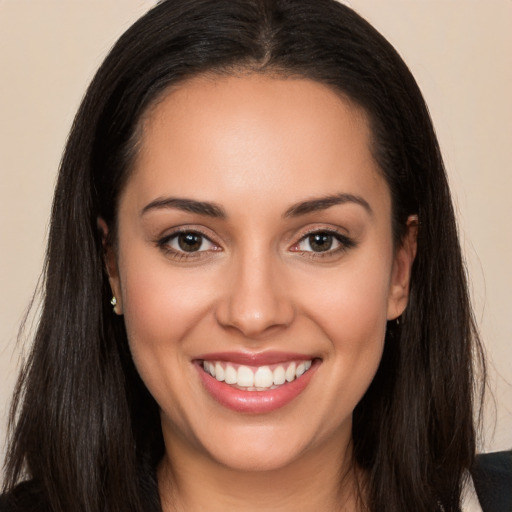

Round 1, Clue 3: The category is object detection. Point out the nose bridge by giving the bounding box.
[216,242,294,337]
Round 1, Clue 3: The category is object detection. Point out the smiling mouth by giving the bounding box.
[200,359,314,391]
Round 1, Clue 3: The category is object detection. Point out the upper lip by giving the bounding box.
[195,351,317,366]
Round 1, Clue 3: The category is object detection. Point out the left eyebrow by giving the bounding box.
[140,197,227,218]
[283,193,373,218]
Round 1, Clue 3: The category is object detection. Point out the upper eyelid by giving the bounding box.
[292,225,351,242]
[299,227,345,237]
[293,221,350,234]
[159,226,218,242]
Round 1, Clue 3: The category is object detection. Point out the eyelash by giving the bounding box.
[156,228,221,261]
[156,227,356,261]
[289,228,357,259]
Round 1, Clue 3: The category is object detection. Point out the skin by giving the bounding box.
[104,74,417,511]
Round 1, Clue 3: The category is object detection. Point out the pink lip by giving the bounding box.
[194,354,320,414]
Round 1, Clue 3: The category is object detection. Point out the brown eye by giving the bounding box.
[307,233,334,252]
[292,229,356,256]
[161,230,218,255]
[177,232,204,252]
[157,229,221,260]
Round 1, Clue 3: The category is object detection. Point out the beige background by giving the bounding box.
[1,0,511,473]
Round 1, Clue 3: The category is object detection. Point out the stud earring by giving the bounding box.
[110,296,119,314]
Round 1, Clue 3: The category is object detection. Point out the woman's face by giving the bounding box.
[107,75,415,472]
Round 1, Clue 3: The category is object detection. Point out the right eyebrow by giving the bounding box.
[283,193,373,218]
[140,197,227,219]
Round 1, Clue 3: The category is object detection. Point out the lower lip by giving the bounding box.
[196,361,318,414]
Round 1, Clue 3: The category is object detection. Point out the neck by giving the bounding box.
[157,432,362,512]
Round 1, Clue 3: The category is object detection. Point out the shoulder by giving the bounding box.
[470,450,512,512]
[0,481,50,512]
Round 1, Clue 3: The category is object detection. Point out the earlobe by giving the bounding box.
[97,217,123,315]
[387,215,418,320]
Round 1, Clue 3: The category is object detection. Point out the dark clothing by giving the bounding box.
[470,450,512,512]
[2,451,511,511]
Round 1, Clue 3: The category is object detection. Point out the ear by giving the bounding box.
[97,217,123,315]
[387,215,418,320]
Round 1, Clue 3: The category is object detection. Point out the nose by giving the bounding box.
[215,250,295,338]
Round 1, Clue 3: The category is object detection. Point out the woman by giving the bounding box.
[2,0,508,510]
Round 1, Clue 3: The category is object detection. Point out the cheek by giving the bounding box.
[121,244,214,323]
[118,254,218,380]
[298,253,392,381]
[306,258,391,336]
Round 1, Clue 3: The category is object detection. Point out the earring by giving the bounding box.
[110,296,119,314]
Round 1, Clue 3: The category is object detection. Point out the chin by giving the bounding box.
[209,442,306,473]
[194,420,324,473]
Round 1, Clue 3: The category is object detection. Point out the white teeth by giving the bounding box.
[296,362,306,378]
[203,359,314,390]
[285,362,296,382]
[224,365,237,384]
[215,362,225,381]
[254,366,273,388]
[237,366,254,387]
[273,365,286,385]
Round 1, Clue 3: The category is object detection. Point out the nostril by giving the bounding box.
[215,303,295,338]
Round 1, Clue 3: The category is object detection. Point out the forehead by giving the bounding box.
[124,74,389,217]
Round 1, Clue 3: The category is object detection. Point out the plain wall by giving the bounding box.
[1,0,511,473]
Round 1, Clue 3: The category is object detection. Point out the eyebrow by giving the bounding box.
[141,197,227,218]
[284,193,373,217]
[140,192,371,219]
